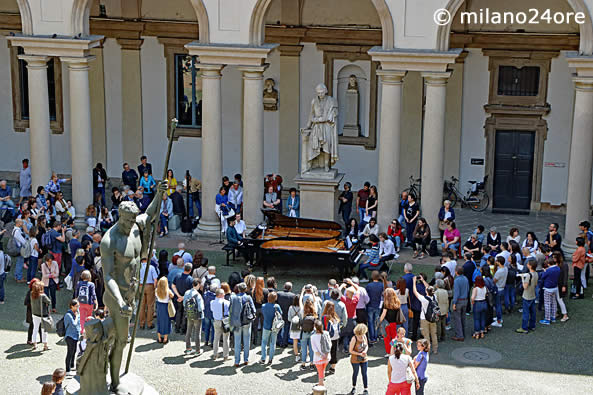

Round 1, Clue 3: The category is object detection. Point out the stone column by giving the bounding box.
[239,65,268,228]
[278,45,303,182]
[62,56,95,221]
[563,76,593,252]
[420,72,451,235]
[377,70,406,228]
[89,46,107,165]
[118,39,144,164]
[197,64,225,233]
[19,55,52,191]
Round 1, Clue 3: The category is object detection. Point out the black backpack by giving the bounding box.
[301,316,315,333]
[56,311,72,337]
[425,296,441,323]
[428,240,439,257]
[240,296,256,325]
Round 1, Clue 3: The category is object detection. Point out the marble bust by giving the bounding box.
[263,78,278,111]
[300,83,339,174]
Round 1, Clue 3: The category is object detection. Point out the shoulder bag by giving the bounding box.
[40,296,54,331]
[167,294,177,318]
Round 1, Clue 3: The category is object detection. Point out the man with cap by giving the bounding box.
[487,226,502,252]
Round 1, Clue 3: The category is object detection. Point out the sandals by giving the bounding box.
[43,345,49,351]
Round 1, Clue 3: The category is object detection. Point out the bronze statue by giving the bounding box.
[100,182,166,393]
[77,318,115,394]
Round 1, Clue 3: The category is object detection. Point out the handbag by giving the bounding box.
[408,309,414,319]
[39,296,53,331]
[438,220,447,231]
[406,366,415,384]
[167,299,176,318]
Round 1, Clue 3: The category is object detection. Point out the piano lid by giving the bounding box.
[262,210,342,231]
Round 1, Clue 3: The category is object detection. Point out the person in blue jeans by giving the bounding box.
[414,339,430,395]
[365,271,384,343]
[516,261,538,334]
[300,300,316,369]
[260,292,282,364]
[202,284,217,347]
[492,257,508,327]
[27,227,41,283]
[229,283,255,366]
[470,276,488,338]
[0,249,7,303]
[504,256,518,313]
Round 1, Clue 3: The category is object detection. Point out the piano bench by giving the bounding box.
[222,244,236,266]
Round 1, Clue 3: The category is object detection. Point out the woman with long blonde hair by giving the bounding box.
[252,277,267,345]
[321,301,341,373]
[379,288,402,357]
[155,277,174,344]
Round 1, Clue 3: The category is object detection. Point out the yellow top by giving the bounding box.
[166,177,177,195]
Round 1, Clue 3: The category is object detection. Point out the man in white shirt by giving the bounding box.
[234,213,247,237]
[378,232,398,264]
[139,258,158,329]
[495,241,511,266]
[210,288,230,360]
[176,242,193,264]
[441,252,457,276]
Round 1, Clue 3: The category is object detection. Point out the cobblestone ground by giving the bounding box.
[2,209,592,394]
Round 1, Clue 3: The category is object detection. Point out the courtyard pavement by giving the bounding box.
[1,209,592,394]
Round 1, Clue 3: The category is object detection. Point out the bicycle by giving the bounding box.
[403,175,421,201]
[444,176,490,212]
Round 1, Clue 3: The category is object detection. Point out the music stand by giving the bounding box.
[209,210,226,246]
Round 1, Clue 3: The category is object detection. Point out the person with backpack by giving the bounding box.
[229,282,256,367]
[413,277,440,354]
[183,278,205,355]
[287,295,302,362]
[41,254,59,313]
[320,300,341,374]
[348,323,370,395]
[74,270,97,334]
[259,291,283,365]
[299,299,317,370]
[172,263,194,334]
[202,283,218,348]
[64,299,80,373]
[311,319,331,388]
[211,288,230,360]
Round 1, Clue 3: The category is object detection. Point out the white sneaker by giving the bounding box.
[394,253,400,259]
[491,322,502,328]
[360,278,370,283]
[295,356,301,363]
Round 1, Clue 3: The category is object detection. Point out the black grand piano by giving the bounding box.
[245,210,361,277]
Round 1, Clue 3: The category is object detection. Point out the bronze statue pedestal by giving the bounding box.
[65,372,158,395]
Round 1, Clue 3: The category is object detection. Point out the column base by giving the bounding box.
[561,241,578,257]
[195,219,222,236]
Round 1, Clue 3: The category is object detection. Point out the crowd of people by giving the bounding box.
[0,159,591,395]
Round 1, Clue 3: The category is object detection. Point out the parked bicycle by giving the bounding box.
[403,175,421,201]
[444,176,489,212]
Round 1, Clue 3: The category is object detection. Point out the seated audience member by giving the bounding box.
[387,219,404,252]
[360,218,379,243]
[463,234,482,260]
[442,221,461,258]
[378,233,397,265]
[263,186,281,212]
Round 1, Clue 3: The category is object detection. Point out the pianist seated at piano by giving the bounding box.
[359,217,379,244]
[356,234,381,282]
[216,186,234,234]
[226,216,252,266]
[263,186,281,212]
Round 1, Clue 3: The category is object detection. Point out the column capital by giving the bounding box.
[61,56,96,70]
[18,55,51,69]
[117,38,144,51]
[238,64,269,79]
[573,76,593,92]
[278,45,304,57]
[421,71,452,86]
[199,63,225,79]
[376,70,406,85]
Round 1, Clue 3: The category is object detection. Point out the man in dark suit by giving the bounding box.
[92,163,108,206]
[137,155,152,177]
[276,282,296,347]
